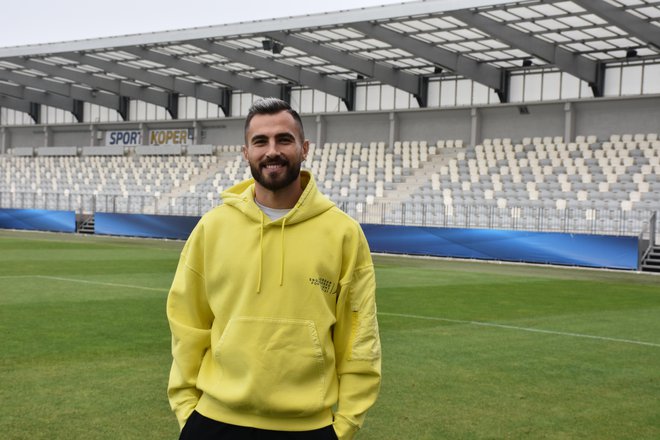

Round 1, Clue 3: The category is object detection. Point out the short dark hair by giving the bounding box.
[244,97,305,142]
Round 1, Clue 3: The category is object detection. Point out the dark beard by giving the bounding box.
[250,157,301,192]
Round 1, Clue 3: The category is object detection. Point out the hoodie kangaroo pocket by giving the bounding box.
[214,317,326,417]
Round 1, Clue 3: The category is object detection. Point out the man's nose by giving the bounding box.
[264,139,280,155]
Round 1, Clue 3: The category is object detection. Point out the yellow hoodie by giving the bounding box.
[167,171,381,440]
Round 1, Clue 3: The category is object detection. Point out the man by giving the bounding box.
[167,97,381,440]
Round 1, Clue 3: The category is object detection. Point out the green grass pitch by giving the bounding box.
[1,230,659,439]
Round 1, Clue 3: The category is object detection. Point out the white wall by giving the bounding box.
[398,108,471,142]
[575,97,660,139]
[2,95,659,150]
[480,104,565,141]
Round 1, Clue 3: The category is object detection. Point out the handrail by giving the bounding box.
[638,211,657,268]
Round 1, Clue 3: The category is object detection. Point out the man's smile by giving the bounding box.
[262,160,288,171]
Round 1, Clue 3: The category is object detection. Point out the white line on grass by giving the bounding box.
[32,275,168,292]
[4,275,657,348]
[379,312,660,348]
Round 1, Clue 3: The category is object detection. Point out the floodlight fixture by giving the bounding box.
[271,41,284,54]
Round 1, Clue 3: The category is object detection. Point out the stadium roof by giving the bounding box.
[0,0,659,121]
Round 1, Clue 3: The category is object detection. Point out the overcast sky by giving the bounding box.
[2,0,418,48]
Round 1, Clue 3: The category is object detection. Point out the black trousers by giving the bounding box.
[180,411,338,440]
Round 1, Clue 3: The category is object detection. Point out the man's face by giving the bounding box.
[243,111,308,193]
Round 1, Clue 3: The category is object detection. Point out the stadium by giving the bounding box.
[1,0,659,439]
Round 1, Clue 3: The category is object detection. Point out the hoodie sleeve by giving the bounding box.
[166,226,214,430]
[333,227,382,440]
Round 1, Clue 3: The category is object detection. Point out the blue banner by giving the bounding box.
[95,212,200,240]
[361,224,639,270]
[0,208,76,233]
[8,209,637,270]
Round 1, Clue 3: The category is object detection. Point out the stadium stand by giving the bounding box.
[1,133,657,239]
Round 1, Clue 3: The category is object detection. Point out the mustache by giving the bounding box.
[260,156,289,167]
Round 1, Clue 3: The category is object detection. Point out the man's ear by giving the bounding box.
[242,144,248,161]
[302,140,309,161]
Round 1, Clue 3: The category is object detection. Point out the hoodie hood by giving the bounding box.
[220,170,335,225]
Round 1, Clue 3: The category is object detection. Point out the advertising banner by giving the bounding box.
[105,130,143,146]
[0,208,76,233]
[149,128,193,145]
[92,213,639,271]
[95,212,199,240]
[361,224,639,270]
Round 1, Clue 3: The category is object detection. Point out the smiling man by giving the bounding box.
[167,97,381,440]
[243,101,309,209]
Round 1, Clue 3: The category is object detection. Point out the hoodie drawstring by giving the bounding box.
[279,218,286,286]
[257,211,265,294]
[257,213,286,292]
